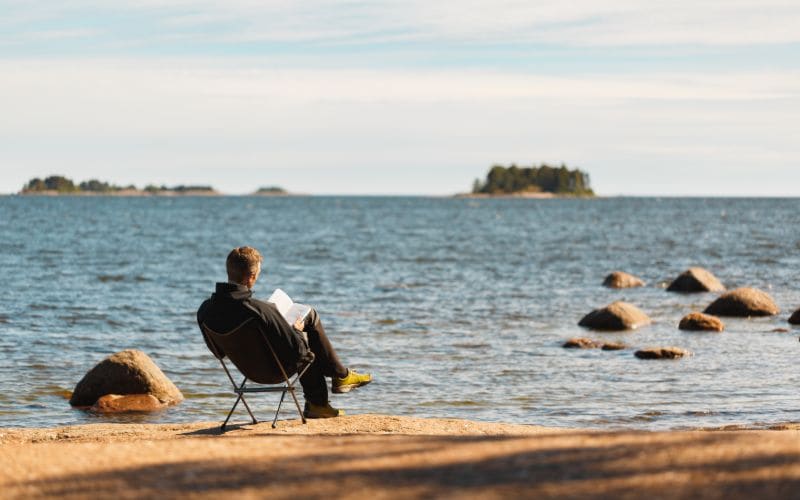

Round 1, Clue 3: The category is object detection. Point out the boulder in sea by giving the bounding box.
[678,312,725,332]
[563,338,602,349]
[91,394,166,413]
[635,347,691,360]
[578,301,652,331]
[666,267,725,293]
[603,271,645,289]
[788,308,800,325]
[69,349,183,408]
[703,287,779,317]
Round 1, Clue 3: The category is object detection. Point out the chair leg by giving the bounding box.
[221,394,243,431]
[287,387,307,424]
[272,391,287,428]
[239,394,258,425]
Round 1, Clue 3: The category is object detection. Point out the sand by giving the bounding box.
[2,415,799,499]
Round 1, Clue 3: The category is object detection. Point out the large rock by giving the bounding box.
[703,287,779,317]
[666,267,725,293]
[635,347,691,360]
[679,312,724,332]
[578,301,651,331]
[603,271,645,289]
[788,308,800,324]
[69,350,183,407]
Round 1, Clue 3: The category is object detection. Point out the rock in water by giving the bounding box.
[788,308,800,324]
[603,271,645,289]
[679,312,725,332]
[666,267,725,293]
[703,287,779,317]
[69,349,183,407]
[563,338,602,349]
[635,347,691,360]
[578,301,652,331]
[91,394,165,412]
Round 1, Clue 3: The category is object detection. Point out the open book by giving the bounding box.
[268,288,312,327]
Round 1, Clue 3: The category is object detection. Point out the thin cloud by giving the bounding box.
[2,1,800,49]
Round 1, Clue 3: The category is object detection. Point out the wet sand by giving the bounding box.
[2,415,799,499]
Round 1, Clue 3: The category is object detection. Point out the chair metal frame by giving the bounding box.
[201,319,314,431]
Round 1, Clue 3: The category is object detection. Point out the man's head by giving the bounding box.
[226,246,263,288]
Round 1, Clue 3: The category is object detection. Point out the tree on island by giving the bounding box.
[255,186,287,195]
[472,163,594,196]
[21,175,215,194]
[24,175,78,193]
[144,184,214,193]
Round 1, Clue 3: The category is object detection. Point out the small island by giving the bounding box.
[20,176,218,196]
[466,164,594,197]
[253,186,289,196]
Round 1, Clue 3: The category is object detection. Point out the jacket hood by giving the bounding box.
[214,282,253,301]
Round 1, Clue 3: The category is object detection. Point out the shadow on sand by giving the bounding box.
[17,432,800,498]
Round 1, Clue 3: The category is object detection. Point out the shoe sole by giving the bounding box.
[332,379,372,394]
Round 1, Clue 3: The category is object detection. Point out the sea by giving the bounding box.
[1,195,798,430]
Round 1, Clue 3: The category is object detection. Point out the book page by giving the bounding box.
[284,303,312,327]
[268,288,312,326]
[267,288,293,317]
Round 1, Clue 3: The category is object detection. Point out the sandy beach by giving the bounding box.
[2,415,799,499]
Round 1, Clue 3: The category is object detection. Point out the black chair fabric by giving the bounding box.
[202,318,290,385]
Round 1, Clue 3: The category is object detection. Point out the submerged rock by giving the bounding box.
[666,267,725,293]
[635,347,691,360]
[578,301,652,331]
[69,349,183,408]
[562,338,627,350]
[563,338,602,349]
[703,287,779,317]
[91,394,166,413]
[788,308,800,324]
[603,271,645,289]
[679,312,725,332]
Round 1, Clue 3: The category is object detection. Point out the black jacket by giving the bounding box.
[197,282,311,368]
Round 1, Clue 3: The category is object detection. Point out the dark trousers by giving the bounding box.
[297,308,348,405]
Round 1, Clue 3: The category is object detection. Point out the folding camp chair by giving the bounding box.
[200,318,314,431]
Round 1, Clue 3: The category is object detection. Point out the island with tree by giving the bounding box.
[252,186,290,196]
[20,175,219,196]
[466,164,594,197]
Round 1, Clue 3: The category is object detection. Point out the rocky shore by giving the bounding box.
[2,415,799,499]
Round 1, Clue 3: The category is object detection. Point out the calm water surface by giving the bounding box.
[1,196,798,429]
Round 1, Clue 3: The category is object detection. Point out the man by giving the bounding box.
[197,246,371,418]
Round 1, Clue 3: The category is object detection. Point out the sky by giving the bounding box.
[1,1,799,195]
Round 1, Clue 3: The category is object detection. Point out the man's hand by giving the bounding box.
[293,317,306,331]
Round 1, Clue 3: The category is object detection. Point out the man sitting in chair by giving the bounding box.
[197,246,372,418]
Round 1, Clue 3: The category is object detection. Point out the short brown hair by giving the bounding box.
[226,246,263,284]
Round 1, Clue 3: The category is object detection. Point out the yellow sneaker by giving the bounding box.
[303,401,344,419]
[332,369,373,394]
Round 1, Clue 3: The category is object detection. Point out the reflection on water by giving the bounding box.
[0,196,799,429]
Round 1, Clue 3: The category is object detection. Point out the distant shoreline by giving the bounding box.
[453,192,597,199]
[17,189,222,197]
